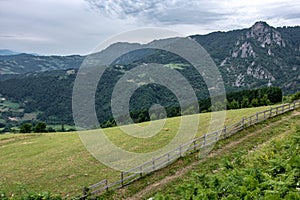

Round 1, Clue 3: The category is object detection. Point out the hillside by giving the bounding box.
[118,107,300,199]
[0,22,299,90]
[0,21,299,127]
[0,54,84,77]
[0,105,278,197]
[0,49,21,56]
[192,22,300,93]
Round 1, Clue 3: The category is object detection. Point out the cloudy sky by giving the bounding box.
[0,0,299,55]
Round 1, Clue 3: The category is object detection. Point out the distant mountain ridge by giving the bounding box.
[0,49,21,56]
[0,21,299,126]
[0,49,40,56]
[0,22,299,92]
[0,53,84,75]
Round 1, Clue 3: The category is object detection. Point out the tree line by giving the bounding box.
[18,122,75,133]
[100,87,283,128]
[6,86,296,132]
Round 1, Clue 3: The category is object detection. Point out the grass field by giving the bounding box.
[0,105,280,197]
[0,100,20,110]
[21,112,37,121]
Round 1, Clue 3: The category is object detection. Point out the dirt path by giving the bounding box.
[127,111,299,200]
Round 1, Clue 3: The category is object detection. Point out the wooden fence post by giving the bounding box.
[256,112,259,122]
[82,186,88,198]
[270,107,272,117]
[105,179,108,192]
[193,140,197,151]
[152,158,155,170]
[121,172,124,187]
[294,102,296,109]
[179,145,182,157]
[140,166,143,178]
[242,117,245,127]
[202,134,206,146]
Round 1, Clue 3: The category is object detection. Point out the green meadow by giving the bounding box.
[0,106,274,196]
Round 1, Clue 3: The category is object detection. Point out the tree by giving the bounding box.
[20,123,32,133]
[150,113,157,120]
[2,124,12,133]
[101,121,113,128]
[260,94,271,106]
[241,96,250,108]
[47,127,56,132]
[291,91,300,101]
[34,122,47,133]
[250,98,259,107]
[60,124,65,132]
[229,99,239,109]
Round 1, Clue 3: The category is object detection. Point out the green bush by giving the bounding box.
[0,191,61,200]
[291,91,300,101]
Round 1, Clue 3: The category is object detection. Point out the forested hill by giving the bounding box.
[191,22,300,93]
[0,54,84,79]
[0,22,299,92]
[0,21,299,128]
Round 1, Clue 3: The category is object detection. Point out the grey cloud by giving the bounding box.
[85,0,229,25]
[86,0,160,17]
[157,9,228,25]
[261,2,300,21]
[1,0,299,55]
[283,13,300,20]
[0,0,136,55]
[0,35,15,38]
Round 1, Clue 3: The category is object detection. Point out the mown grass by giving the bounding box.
[21,112,37,121]
[103,106,272,153]
[0,105,277,197]
[0,133,119,197]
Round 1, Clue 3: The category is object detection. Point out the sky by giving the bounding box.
[0,0,299,55]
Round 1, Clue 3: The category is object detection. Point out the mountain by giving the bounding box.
[0,21,299,127]
[2,22,299,91]
[0,49,21,56]
[0,53,84,76]
[191,21,300,93]
[0,49,41,56]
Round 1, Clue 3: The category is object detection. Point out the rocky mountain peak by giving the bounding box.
[250,21,271,35]
[246,21,285,47]
[219,22,299,89]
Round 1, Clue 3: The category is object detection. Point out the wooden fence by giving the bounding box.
[81,100,300,197]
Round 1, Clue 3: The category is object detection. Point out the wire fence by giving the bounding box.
[81,100,300,198]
